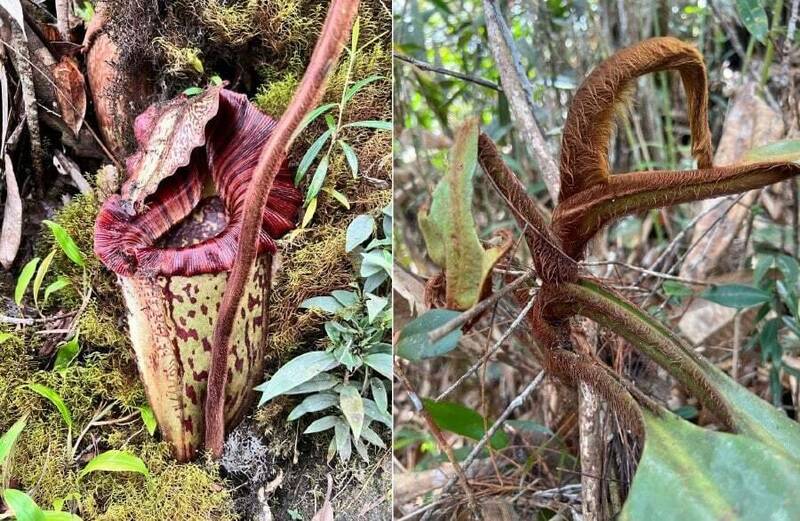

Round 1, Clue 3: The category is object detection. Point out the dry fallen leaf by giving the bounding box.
[52,55,87,136]
[0,155,22,269]
[311,474,334,521]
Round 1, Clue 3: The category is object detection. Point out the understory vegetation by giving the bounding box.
[393,1,800,520]
[0,0,391,520]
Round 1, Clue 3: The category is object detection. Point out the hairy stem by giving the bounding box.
[559,36,712,202]
[204,0,359,458]
[553,161,800,258]
[555,279,737,430]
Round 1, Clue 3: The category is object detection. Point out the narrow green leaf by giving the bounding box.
[334,418,352,461]
[365,294,388,323]
[79,450,149,479]
[339,385,364,438]
[138,405,157,436]
[304,155,330,204]
[339,140,360,179]
[295,129,332,185]
[0,415,27,465]
[291,103,338,143]
[182,86,203,96]
[343,75,384,103]
[3,489,45,521]
[256,351,339,405]
[322,186,350,209]
[700,284,771,309]
[304,415,339,434]
[287,392,338,421]
[745,139,800,164]
[33,249,56,308]
[53,332,80,373]
[26,383,72,430]
[395,310,462,360]
[423,399,508,450]
[284,373,340,395]
[300,197,318,228]
[42,221,84,267]
[15,257,40,306]
[346,214,375,252]
[370,378,387,413]
[342,120,391,131]
[44,277,71,305]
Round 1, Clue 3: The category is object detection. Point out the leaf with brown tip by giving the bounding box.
[420,118,512,310]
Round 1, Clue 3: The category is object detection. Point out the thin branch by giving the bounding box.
[581,260,715,286]
[436,294,536,400]
[393,53,501,91]
[421,372,545,521]
[427,270,535,344]
[205,0,359,458]
[482,0,560,200]
[395,361,483,520]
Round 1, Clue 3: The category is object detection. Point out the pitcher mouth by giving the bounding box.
[94,87,301,278]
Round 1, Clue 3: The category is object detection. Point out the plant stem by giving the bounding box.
[760,0,785,89]
[204,0,360,459]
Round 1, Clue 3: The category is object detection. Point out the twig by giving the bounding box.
[393,53,502,91]
[436,294,536,400]
[421,372,545,521]
[581,260,715,286]
[428,271,535,344]
[482,0,560,200]
[395,361,483,520]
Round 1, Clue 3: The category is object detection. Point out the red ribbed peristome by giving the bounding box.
[94,88,301,277]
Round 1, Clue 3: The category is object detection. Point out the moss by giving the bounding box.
[153,38,205,76]
[77,301,130,352]
[253,72,298,116]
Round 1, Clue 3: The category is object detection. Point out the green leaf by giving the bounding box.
[299,296,343,314]
[363,353,392,380]
[346,214,375,252]
[700,284,771,309]
[287,392,338,421]
[422,399,508,450]
[322,186,350,209]
[344,75,384,103]
[365,294,388,322]
[342,120,391,131]
[338,140,359,179]
[339,385,364,438]
[333,418,352,461]
[304,155,330,204]
[256,351,339,405]
[284,373,340,395]
[300,197,317,228]
[182,86,203,96]
[292,103,338,142]
[360,425,386,448]
[418,118,508,310]
[15,257,40,306]
[44,277,71,305]
[79,450,149,479]
[331,290,358,306]
[0,415,27,465]
[304,415,339,434]
[73,0,94,24]
[138,405,157,436]
[745,139,800,164]
[33,249,56,308]
[53,332,80,374]
[662,280,692,298]
[395,309,462,360]
[26,384,72,430]
[735,0,770,44]
[3,489,45,521]
[370,377,387,413]
[295,129,332,185]
[42,221,84,267]
[620,411,800,520]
